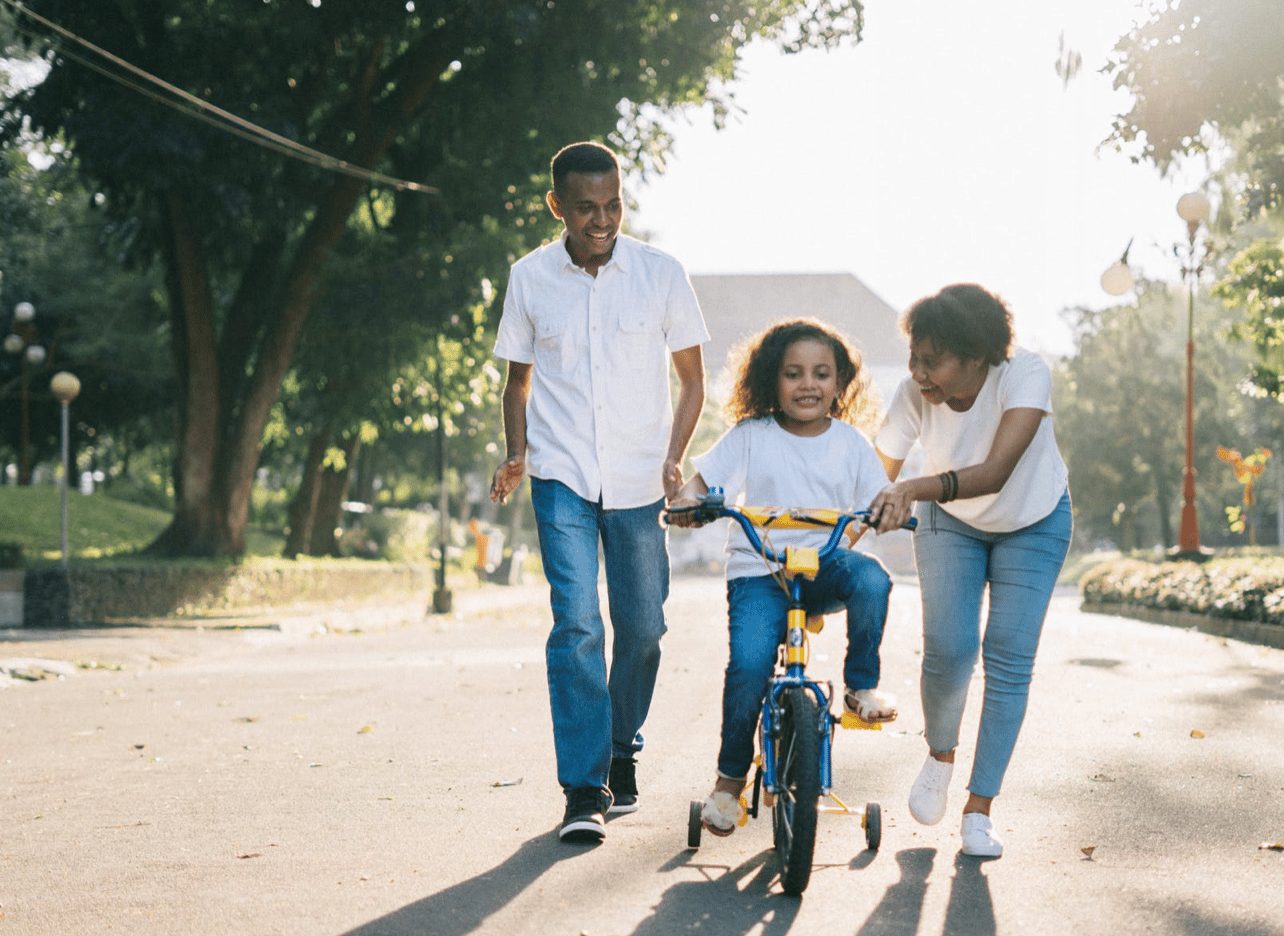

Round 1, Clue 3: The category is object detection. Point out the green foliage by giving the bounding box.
[1,0,868,557]
[1081,554,1284,624]
[342,507,433,562]
[1054,280,1270,550]
[0,485,283,558]
[55,558,428,622]
[1216,237,1284,397]
[1103,0,1284,214]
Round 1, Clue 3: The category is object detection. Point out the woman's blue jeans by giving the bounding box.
[913,491,1072,798]
[717,549,892,780]
[529,477,669,794]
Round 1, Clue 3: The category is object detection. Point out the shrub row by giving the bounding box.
[1079,556,1284,625]
[23,558,431,626]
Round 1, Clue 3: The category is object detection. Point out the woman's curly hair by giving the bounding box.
[724,318,879,431]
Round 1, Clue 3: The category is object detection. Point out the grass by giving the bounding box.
[0,485,284,561]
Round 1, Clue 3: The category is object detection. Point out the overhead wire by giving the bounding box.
[0,0,438,194]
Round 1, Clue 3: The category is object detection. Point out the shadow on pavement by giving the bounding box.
[341,830,567,936]
[940,853,997,936]
[628,848,799,936]
[852,847,936,936]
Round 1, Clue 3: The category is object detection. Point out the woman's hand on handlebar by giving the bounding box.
[867,481,915,533]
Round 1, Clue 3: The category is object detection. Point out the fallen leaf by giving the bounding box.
[236,853,262,860]
[1133,731,1142,738]
[492,777,523,787]
[1080,846,1096,859]
[308,762,322,768]
[1089,774,1115,783]
[357,724,374,734]
[235,716,259,724]
[132,744,145,750]
[1190,729,1206,739]
[1259,842,1284,851]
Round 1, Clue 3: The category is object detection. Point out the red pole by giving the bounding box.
[1177,230,1201,555]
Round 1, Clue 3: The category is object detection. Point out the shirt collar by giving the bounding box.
[556,231,631,275]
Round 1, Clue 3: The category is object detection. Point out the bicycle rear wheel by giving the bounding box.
[772,687,821,895]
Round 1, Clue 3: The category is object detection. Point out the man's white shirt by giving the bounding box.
[494,233,709,509]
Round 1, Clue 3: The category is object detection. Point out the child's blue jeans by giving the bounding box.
[716,549,892,780]
[913,491,1072,798]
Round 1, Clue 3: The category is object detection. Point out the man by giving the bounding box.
[490,141,708,844]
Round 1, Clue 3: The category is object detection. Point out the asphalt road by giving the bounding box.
[2,575,1282,936]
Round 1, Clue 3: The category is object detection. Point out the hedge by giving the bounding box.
[21,558,431,626]
[1080,557,1284,626]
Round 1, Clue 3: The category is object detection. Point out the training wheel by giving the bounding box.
[687,799,703,849]
[864,801,881,851]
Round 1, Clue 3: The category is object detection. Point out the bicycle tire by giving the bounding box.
[773,687,821,896]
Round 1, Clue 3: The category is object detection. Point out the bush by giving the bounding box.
[1081,557,1284,625]
[0,541,22,569]
[33,557,432,624]
[343,508,433,561]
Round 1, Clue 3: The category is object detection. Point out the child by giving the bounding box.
[668,318,896,836]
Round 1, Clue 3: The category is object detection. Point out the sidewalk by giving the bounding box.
[2,577,1282,935]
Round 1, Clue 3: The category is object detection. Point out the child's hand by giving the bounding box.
[665,496,705,528]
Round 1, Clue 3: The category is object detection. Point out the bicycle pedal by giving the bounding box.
[840,711,884,731]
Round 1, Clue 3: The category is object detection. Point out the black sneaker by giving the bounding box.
[559,787,611,843]
[607,757,639,814]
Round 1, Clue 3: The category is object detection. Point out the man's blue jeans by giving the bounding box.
[717,549,892,780]
[913,491,1072,798]
[530,477,669,793]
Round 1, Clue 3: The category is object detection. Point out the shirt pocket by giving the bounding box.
[618,309,664,369]
[534,315,569,376]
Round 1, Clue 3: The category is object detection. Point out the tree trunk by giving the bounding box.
[308,436,360,556]
[283,432,330,558]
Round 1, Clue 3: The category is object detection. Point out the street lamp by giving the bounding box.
[50,371,81,570]
[1174,190,1212,558]
[1100,193,1212,558]
[1100,239,1135,296]
[5,301,48,485]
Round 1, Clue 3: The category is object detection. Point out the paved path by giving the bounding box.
[2,576,1282,935]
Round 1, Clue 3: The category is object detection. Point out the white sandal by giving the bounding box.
[844,687,898,723]
[700,791,743,836]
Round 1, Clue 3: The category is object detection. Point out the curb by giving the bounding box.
[1081,600,1284,650]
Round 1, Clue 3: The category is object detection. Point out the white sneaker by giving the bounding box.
[960,812,1004,857]
[908,755,953,825]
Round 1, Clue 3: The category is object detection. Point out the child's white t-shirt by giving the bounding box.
[692,417,888,580]
[875,347,1068,532]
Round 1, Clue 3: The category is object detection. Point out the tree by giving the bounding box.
[0,145,170,485]
[1056,282,1256,550]
[1103,0,1284,215]
[2,0,866,556]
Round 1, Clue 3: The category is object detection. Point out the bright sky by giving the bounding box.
[632,0,1212,357]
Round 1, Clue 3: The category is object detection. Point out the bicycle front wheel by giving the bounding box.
[772,686,821,895]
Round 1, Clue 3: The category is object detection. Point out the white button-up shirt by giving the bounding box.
[494,233,709,509]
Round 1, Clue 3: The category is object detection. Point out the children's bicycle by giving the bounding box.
[665,487,916,896]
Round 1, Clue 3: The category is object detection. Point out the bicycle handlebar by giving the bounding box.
[663,487,917,567]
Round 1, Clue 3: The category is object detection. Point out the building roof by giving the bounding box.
[690,272,908,398]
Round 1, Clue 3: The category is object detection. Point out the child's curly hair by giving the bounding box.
[724,318,879,431]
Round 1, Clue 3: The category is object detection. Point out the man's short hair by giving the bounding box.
[551,141,619,193]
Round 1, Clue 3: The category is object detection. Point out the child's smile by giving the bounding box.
[776,338,838,436]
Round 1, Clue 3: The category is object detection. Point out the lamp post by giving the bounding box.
[50,371,80,570]
[1174,191,1211,558]
[1100,192,1212,558]
[5,301,48,485]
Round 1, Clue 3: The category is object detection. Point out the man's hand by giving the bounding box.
[662,458,684,501]
[490,456,525,504]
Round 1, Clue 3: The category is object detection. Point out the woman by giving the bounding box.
[868,283,1071,858]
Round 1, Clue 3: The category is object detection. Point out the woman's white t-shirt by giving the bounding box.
[692,417,888,580]
[875,347,1068,532]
